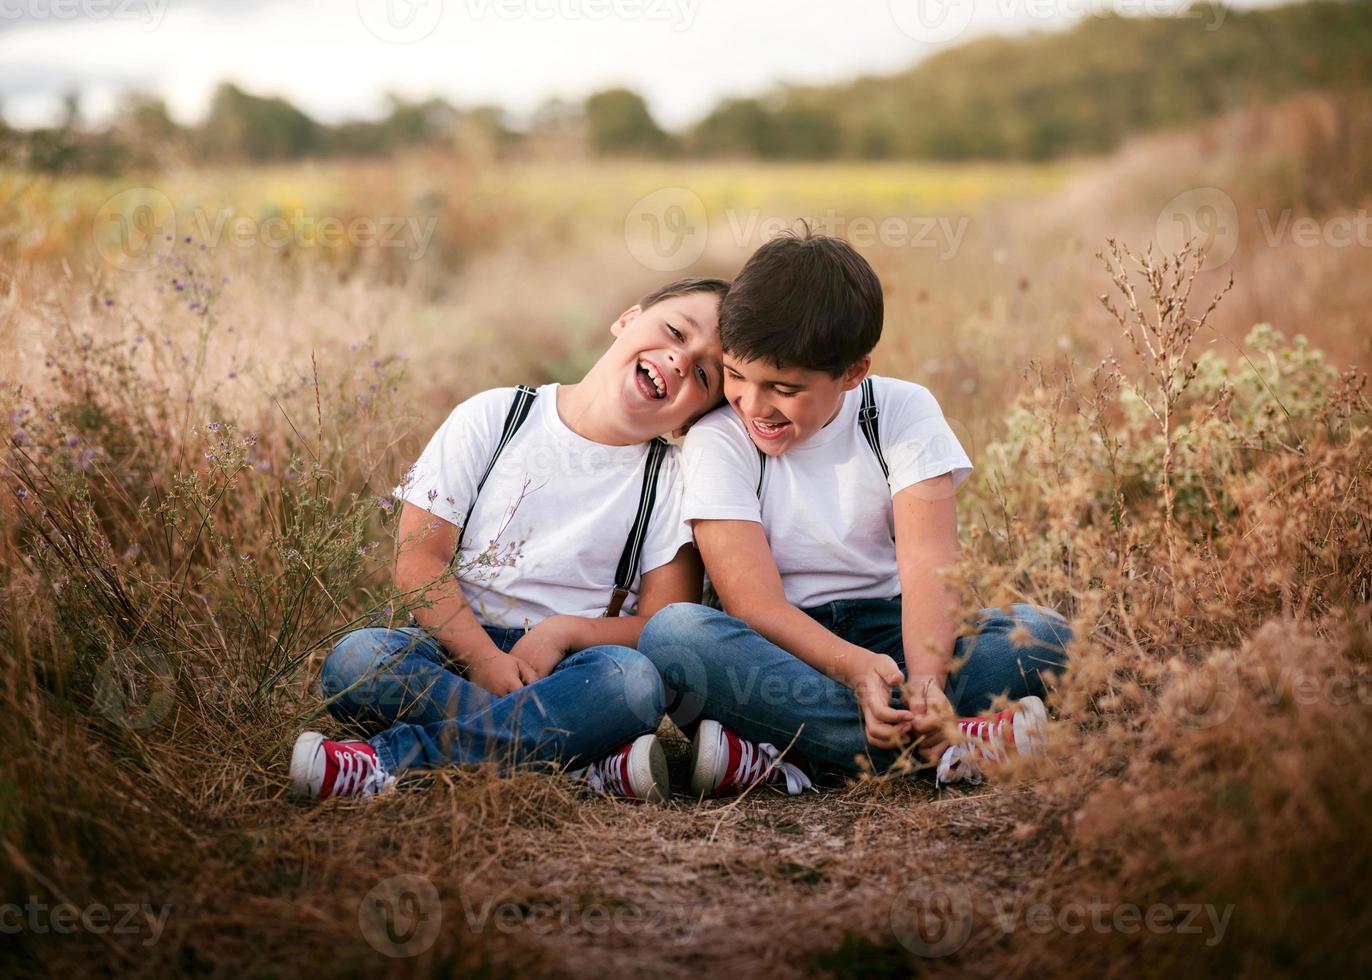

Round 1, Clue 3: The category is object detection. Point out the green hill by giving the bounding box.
[696,0,1372,160]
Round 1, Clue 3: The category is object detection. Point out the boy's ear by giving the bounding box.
[611,304,643,338]
[839,355,872,392]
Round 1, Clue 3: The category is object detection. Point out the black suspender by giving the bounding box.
[752,376,888,499]
[459,384,537,548]
[604,436,670,618]
[457,386,668,618]
[857,376,890,480]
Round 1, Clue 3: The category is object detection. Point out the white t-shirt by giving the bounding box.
[681,376,973,609]
[396,384,691,628]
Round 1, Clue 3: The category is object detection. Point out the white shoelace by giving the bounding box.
[936,717,1012,786]
[570,752,631,797]
[331,745,394,797]
[729,733,814,796]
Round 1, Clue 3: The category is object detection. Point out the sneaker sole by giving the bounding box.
[627,733,670,804]
[290,731,325,798]
[689,719,726,798]
[1013,696,1048,755]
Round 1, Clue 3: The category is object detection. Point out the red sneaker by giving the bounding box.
[936,695,1048,785]
[290,731,397,799]
[570,733,669,803]
[690,719,814,798]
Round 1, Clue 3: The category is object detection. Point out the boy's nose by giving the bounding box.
[737,389,769,418]
[665,352,685,377]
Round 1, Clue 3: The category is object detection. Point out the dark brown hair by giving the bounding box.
[637,277,731,312]
[719,226,882,376]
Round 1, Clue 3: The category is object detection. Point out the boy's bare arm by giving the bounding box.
[892,474,961,754]
[695,519,915,749]
[507,544,703,677]
[394,503,534,694]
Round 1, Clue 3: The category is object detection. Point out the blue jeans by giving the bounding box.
[320,626,665,775]
[637,599,1071,775]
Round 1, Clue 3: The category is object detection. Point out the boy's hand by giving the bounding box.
[847,652,916,751]
[904,675,955,760]
[466,653,537,696]
[508,616,582,681]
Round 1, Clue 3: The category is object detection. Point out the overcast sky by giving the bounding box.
[0,0,1292,128]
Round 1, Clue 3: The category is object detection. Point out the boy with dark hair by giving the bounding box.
[638,231,1071,795]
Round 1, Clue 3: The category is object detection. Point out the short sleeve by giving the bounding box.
[681,410,766,525]
[635,447,695,577]
[875,378,974,496]
[393,388,514,528]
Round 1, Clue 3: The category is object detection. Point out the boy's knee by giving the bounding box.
[639,602,724,654]
[590,646,665,729]
[1012,604,1073,661]
[984,605,1072,682]
[321,628,388,698]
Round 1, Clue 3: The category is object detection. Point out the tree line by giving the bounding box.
[2,0,1368,172]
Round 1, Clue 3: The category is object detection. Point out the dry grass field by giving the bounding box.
[2,92,1369,977]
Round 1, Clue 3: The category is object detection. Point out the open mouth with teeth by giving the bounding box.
[751,417,792,441]
[635,359,668,400]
